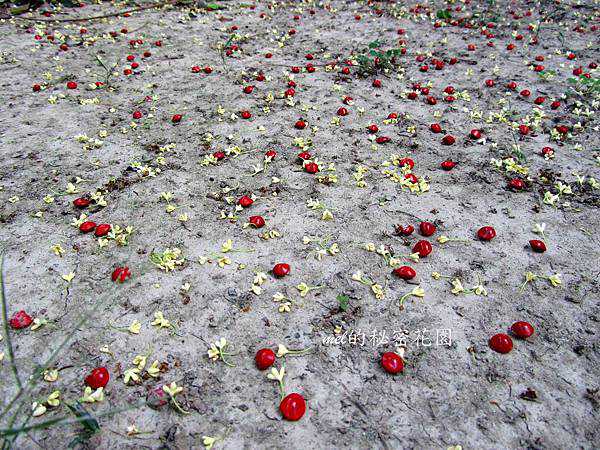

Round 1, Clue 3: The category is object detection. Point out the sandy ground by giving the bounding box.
[0,0,599,448]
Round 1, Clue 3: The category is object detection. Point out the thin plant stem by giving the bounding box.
[0,253,22,390]
[0,403,143,437]
[4,404,30,449]
[1,401,26,450]
[0,294,108,421]
[10,0,179,22]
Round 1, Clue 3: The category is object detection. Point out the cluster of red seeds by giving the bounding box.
[12,0,599,436]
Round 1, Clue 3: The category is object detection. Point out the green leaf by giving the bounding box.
[436,9,451,19]
[337,294,350,312]
[66,402,100,434]
[206,2,225,10]
[368,40,381,49]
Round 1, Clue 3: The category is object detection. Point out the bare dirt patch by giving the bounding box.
[0,0,599,448]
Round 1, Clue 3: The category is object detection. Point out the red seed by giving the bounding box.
[381,352,404,374]
[477,226,496,241]
[470,129,482,139]
[94,223,111,237]
[280,393,306,421]
[238,196,253,208]
[393,266,416,280]
[412,240,432,257]
[441,160,456,171]
[79,221,97,233]
[398,158,414,170]
[272,263,291,278]
[254,348,276,370]
[111,266,131,283]
[404,173,418,184]
[419,221,436,237]
[511,321,535,339]
[248,215,265,228]
[508,178,525,190]
[529,240,546,253]
[442,135,455,145]
[73,197,90,208]
[85,367,110,389]
[556,125,569,134]
[489,333,513,353]
[294,120,307,129]
[9,310,33,329]
[396,225,414,236]
[304,162,319,174]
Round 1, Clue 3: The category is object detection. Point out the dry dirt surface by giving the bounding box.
[0,0,599,448]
